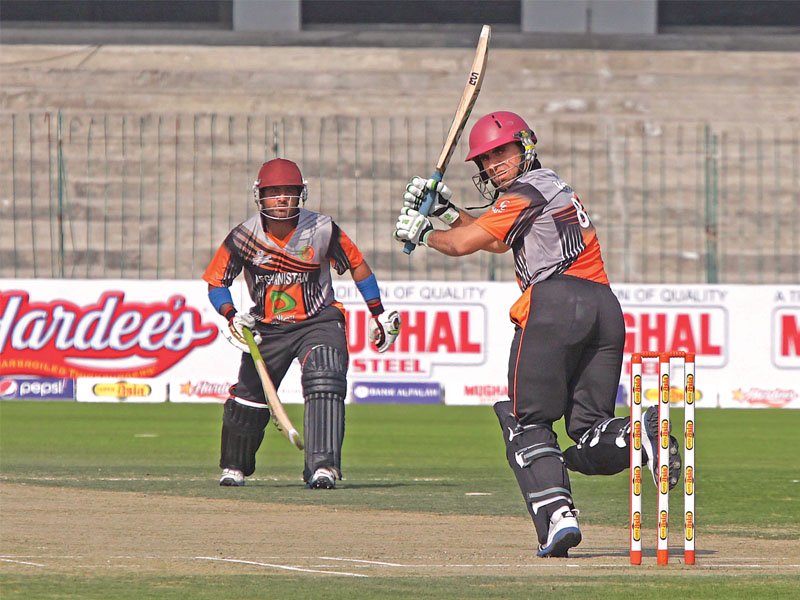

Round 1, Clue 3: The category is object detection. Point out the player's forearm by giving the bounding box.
[426,227,509,256]
[447,209,477,228]
[352,263,387,316]
[425,230,479,256]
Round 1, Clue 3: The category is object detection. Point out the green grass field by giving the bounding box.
[1,402,799,598]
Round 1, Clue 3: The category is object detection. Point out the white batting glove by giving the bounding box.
[225,312,262,352]
[403,176,460,225]
[394,207,434,247]
[369,310,401,353]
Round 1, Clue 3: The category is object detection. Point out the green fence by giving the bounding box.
[1,112,797,283]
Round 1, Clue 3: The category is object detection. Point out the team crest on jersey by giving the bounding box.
[492,199,511,214]
[297,245,315,261]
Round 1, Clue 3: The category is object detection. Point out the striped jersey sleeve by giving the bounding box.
[327,223,365,275]
[202,230,247,288]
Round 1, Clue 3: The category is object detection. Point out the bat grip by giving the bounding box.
[241,326,262,360]
[403,171,443,255]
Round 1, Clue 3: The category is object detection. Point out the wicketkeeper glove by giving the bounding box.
[223,311,262,352]
[369,310,401,353]
[394,207,434,247]
[403,176,460,225]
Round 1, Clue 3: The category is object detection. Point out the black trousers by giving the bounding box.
[231,305,349,404]
[508,275,625,442]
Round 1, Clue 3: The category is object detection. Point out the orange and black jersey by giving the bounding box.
[203,209,364,325]
[474,168,609,325]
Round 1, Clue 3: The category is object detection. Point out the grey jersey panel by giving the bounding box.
[504,168,592,289]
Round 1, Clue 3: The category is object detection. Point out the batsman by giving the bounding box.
[395,112,682,556]
[204,158,400,489]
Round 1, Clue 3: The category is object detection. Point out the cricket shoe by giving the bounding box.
[641,406,682,490]
[308,467,337,489]
[537,507,582,558]
[219,468,245,487]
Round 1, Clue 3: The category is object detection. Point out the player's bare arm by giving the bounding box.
[427,222,509,256]
[350,260,374,282]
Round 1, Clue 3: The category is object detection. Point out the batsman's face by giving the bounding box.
[258,185,302,219]
[480,142,524,190]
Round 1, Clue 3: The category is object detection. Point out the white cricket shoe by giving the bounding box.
[308,467,337,489]
[219,468,245,487]
[537,507,582,558]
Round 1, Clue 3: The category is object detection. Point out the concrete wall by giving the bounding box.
[232,0,300,32]
[521,0,657,34]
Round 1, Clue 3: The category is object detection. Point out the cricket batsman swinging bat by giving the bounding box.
[242,327,304,450]
[403,24,491,255]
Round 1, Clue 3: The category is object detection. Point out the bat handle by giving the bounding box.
[241,326,261,358]
[403,171,443,255]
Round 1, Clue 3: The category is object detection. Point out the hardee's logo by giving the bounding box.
[685,420,695,450]
[685,466,694,494]
[632,466,642,496]
[685,512,694,541]
[660,465,669,494]
[660,419,670,449]
[658,510,668,540]
[93,381,152,398]
[632,420,641,450]
[0,291,217,378]
[632,511,641,541]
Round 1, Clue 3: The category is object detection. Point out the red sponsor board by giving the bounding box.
[1,281,797,406]
[343,304,486,377]
[773,308,800,368]
[623,309,726,368]
[0,290,217,378]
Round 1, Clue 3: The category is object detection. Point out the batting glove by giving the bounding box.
[394,207,434,247]
[369,310,401,353]
[225,312,262,352]
[403,176,460,225]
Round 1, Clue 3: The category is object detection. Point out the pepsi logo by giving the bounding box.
[0,379,19,397]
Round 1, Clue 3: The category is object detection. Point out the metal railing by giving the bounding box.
[1,112,797,283]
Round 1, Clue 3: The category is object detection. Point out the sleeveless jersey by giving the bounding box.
[474,168,609,325]
[203,208,364,324]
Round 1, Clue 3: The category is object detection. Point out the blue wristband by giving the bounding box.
[355,274,381,303]
[208,286,234,313]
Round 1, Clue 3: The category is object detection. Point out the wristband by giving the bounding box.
[209,286,234,312]
[366,298,385,317]
[356,274,385,316]
[222,306,237,322]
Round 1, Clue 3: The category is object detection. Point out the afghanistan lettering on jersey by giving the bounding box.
[203,209,363,324]
[474,168,609,325]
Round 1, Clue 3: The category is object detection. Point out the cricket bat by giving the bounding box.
[403,24,491,255]
[242,327,303,450]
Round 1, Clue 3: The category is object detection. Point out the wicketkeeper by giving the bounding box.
[204,158,400,489]
[394,111,681,556]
